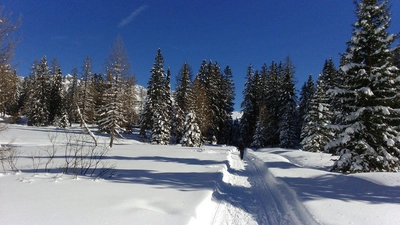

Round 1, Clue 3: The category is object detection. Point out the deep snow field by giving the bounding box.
[1,124,400,225]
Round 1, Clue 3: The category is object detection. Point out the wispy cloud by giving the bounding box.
[118,5,148,28]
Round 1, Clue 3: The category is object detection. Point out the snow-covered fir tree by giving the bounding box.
[181,111,202,147]
[92,73,108,130]
[278,58,297,148]
[219,65,235,145]
[251,105,268,149]
[327,0,400,173]
[141,49,171,145]
[393,46,400,68]
[194,60,234,144]
[320,58,340,126]
[297,75,315,143]
[48,59,64,125]
[264,62,283,146]
[25,56,51,126]
[301,76,334,152]
[320,58,338,94]
[192,74,212,141]
[152,67,172,145]
[239,65,258,146]
[173,62,194,143]
[205,61,223,143]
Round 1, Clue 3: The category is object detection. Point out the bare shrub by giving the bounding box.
[50,131,114,178]
[0,137,20,173]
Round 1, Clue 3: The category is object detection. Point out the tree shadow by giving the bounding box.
[108,169,223,191]
[279,173,400,204]
[130,156,228,167]
[105,156,229,191]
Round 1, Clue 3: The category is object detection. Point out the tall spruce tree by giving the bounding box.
[25,57,51,126]
[327,0,400,172]
[251,105,268,149]
[301,76,333,152]
[141,49,171,145]
[192,74,212,141]
[48,59,64,125]
[298,75,315,142]
[206,61,222,144]
[174,62,194,143]
[240,65,258,146]
[220,65,235,144]
[278,58,297,148]
[264,62,283,146]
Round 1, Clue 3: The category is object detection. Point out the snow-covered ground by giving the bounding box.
[1,124,400,225]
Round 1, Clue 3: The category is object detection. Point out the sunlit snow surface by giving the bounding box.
[1,125,400,225]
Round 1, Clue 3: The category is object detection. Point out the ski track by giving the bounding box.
[211,149,319,225]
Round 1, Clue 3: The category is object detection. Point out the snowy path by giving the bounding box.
[211,149,318,225]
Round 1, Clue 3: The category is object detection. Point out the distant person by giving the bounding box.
[238,142,245,160]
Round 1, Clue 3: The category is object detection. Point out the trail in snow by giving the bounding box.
[212,149,319,225]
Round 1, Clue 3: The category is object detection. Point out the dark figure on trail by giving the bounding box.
[238,142,245,160]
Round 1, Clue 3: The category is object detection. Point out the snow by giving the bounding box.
[2,124,400,224]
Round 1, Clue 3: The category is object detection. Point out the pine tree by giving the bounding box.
[153,67,172,144]
[320,58,338,93]
[327,0,400,172]
[206,61,222,143]
[181,111,202,147]
[393,46,400,68]
[239,65,258,146]
[264,62,283,146]
[25,57,51,126]
[141,49,171,145]
[251,105,268,149]
[301,77,333,152]
[220,65,235,144]
[278,58,297,148]
[298,75,315,143]
[48,59,64,125]
[174,62,194,143]
[92,73,108,131]
[192,74,212,140]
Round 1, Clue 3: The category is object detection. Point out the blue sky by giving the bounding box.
[4,0,400,111]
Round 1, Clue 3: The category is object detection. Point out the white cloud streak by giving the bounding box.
[118,5,148,28]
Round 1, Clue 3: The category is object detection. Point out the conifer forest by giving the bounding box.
[1,0,400,173]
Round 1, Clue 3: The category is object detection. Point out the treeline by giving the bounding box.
[1,36,138,147]
[240,0,400,173]
[0,35,236,148]
[140,49,235,147]
[1,1,400,173]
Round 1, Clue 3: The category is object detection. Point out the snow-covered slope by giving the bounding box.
[1,125,400,225]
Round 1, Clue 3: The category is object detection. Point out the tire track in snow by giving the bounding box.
[212,150,318,225]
